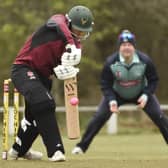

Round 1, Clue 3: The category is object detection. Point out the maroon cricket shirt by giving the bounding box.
[14,14,81,78]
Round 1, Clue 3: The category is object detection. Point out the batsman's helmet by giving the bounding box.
[66,5,94,32]
[118,30,136,47]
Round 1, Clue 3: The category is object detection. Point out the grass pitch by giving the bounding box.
[1,133,168,168]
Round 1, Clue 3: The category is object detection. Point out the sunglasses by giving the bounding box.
[119,32,135,42]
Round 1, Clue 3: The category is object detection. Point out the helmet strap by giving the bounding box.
[71,31,90,41]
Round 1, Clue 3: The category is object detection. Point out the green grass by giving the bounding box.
[0,111,167,167]
[1,133,168,168]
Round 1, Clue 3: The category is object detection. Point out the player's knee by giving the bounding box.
[30,99,56,116]
[23,82,53,105]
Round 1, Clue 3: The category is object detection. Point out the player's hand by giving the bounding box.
[109,100,119,113]
[137,94,148,109]
[61,44,81,66]
[53,65,79,80]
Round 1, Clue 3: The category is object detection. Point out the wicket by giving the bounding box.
[2,78,20,160]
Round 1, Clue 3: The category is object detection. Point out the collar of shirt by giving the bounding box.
[119,52,140,66]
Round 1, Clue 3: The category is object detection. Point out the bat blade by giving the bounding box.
[64,76,80,139]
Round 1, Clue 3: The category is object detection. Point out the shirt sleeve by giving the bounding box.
[142,56,159,96]
[101,57,117,102]
[46,15,81,48]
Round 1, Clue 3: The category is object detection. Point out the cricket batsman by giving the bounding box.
[72,30,168,154]
[8,5,94,161]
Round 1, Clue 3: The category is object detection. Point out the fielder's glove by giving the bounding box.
[53,65,79,80]
[61,44,81,66]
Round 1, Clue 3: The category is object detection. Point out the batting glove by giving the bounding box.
[53,65,79,80]
[61,44,81,66]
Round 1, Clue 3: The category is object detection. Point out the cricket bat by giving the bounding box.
[64,76,80,139]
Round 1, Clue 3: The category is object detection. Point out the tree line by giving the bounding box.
[0,0,168,105]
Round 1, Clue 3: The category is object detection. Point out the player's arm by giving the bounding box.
[143,57,159,96]
[101,57,116,101]
[137,54,159,108]
[101,56,119,113]
[47,16,82,67]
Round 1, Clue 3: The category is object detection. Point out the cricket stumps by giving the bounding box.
[2,78,20,160]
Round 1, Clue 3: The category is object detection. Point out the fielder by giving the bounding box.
[72,30,168,154]
[8,5,94,161]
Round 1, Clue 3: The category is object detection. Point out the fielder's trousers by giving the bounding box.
[77,95,168,152]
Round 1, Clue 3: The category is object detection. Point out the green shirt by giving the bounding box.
[110,53,147,99]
